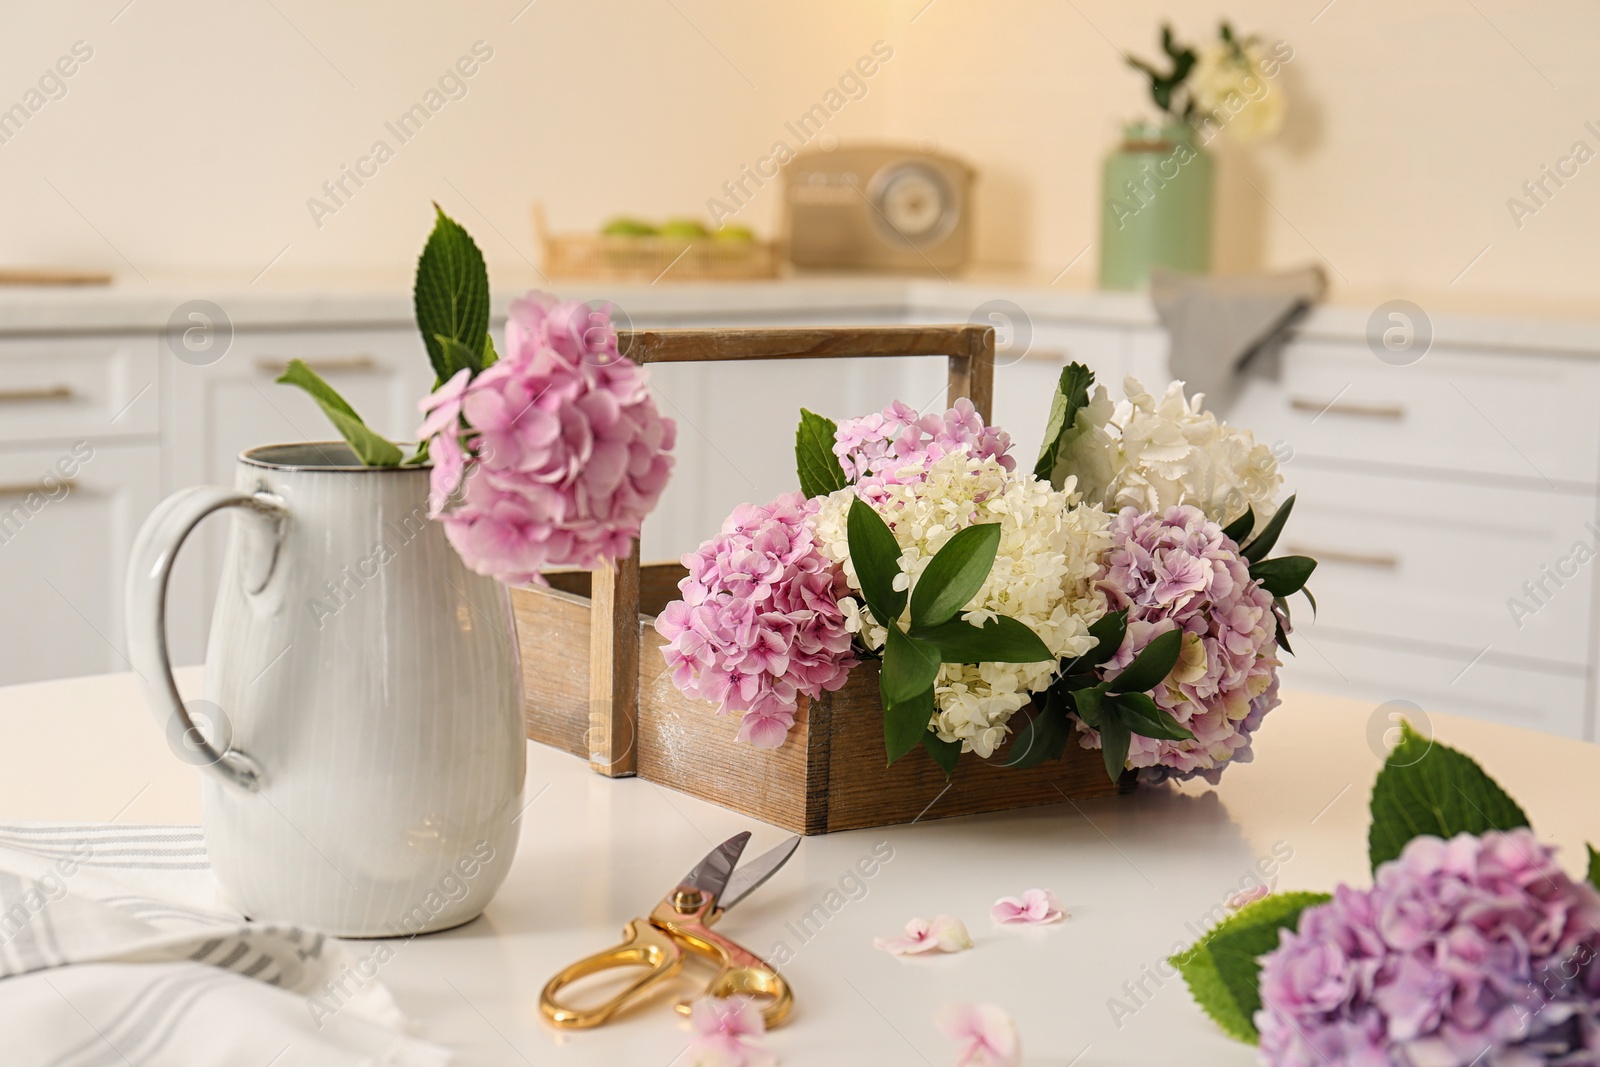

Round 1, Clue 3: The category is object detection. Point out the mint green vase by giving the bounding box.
[1098,121,1213,290]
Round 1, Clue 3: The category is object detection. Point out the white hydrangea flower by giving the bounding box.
[1070,376,1282,536]
[812,451,1110,758]
[1191,40,1286,144]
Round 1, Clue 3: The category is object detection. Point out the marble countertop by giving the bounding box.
[0,667,1595,1065]
[2,269,1600,357]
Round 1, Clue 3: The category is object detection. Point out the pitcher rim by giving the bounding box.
[239,441,429,473]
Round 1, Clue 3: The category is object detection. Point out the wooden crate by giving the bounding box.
[512,324,1133,835]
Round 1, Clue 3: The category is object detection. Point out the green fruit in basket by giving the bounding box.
[714,224,756,243]
[601,217,657,237]
[658,218,710,239]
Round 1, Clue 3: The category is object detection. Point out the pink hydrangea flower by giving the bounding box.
[873,916,973,956]
[1257,830,1600,1066]
[1076,505,1281,784]
[935,1003,1021,1067]
[832,398,1012,500]
[416,292,675,586]
[684,996,774,1067]
[991,889,1066,926]
[656,493,857,748]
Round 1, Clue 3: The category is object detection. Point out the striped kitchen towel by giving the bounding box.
[0,822,451,1067]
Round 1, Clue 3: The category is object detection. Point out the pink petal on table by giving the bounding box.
[935,1002,1021,1067]
[685,997,774,1067]
[990,888,1066,926]
[873,915,972,956]
[930,914,973,952]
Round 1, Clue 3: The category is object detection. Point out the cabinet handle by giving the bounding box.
[1284,543,1399,569]
[253,355,379,376]
[0,385,73,403]
[0,478,76,498]
[1289,396,1405,420]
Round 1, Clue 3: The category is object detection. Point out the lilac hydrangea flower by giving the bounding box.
[655,492,857,748]
[832,398,1013,500]
[1257,829,1600,1066]
[1076,505,1281,784]
[417,292,675,585]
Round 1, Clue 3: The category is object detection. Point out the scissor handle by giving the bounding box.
[666,914,794,1028]
[539,918,685,1029]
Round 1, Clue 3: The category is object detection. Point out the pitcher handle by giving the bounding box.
[126,486,288,793]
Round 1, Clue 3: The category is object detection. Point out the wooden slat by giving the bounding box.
[951,324,995,423]
[588,541,641,777]
[510,585,592,759]
[544,562,688,620]
[816,663,1129,833]
[619,325,991,364]
[636,626,810,833]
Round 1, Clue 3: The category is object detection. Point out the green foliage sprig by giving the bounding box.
[277,204,494,466]
[844,497,1053,775]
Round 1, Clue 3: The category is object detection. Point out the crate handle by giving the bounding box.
[583,324,995,778]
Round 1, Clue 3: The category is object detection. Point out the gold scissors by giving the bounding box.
[540,831,800,1030]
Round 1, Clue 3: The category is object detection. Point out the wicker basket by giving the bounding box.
[534,205,778,282]
[511,325,1132,834]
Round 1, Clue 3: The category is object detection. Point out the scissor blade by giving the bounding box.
[679,832,750,900]
[719,836,801,911]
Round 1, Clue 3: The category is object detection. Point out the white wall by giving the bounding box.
[4,0,1600,307]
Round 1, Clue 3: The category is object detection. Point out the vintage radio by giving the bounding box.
[783,145,974,272]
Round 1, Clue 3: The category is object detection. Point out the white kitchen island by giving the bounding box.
[0,667,1594,1065]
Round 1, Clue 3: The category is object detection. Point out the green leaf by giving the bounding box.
[1072,683,1107,729]
[1099,716,1131,783]
[912,615,1052,664]
[999,693,1071,770]
[1033,362,1096,486]
[1220,506,1255,544]
[881,625,941,707]
[1588,844,1600,892]
[909,523,1001,629]
[1242,495,1297,563]
[434,334,483,379]
[1368,720,1532,873]
[1170,891,1333,1044]
[1274,613,1294,656]
[796,408,848,499]
[414,204,490,385]
[921,733,961,777]
[883,685,934,766]
[1107,627,1183,695]
[846,496,906,626]
[1112,691,1195,741]
[1251,556,1318,598]
[1062,609,1128,675]
[481,331,499,368]
[276,359,402,467]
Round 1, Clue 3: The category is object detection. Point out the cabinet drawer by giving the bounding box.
[0,442,162,685]
[0,336,159,445]
[1280,465,1596,667]
[1231,341,1600,486]
[1278,633,1588,740]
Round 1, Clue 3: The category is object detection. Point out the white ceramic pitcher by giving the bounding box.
[127,442,525,936]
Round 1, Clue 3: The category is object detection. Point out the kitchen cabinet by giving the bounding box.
[0,442,161,684]
[1,277,1596,746]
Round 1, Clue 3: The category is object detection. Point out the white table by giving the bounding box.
[1,668,1595,1066]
